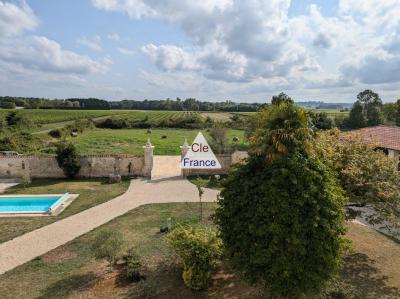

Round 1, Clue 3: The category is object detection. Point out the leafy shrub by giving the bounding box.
[21,171,31,187]
[215,103,346,298]
[0,132,42,153]
[49,129,63,139]
[166,226,222,290]
[66,119,95,133]
[308,111,334,130]
[96,117,132,129]
[232,136,239,142]
[209,122,229,154]
[313,129,400,230]
[0,101,16,109]
[92,230,124,268]
[216,154,346,298]
[125,247,142,281]
[5,111,34,130]
[55,142,81,178]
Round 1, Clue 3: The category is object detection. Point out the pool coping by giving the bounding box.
[0,194,79,217]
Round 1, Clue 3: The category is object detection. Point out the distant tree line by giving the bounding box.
[0,96,261,112]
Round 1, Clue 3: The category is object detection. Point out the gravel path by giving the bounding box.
[0,178,219,275]
[151,156,182,180]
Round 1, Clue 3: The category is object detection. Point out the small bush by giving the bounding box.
[92,230,124,268]
[161,135,167,139]
[21,171,31,187]
[166,226,222,290]
[232,136,239,142]
[0,132,42,153]
[66,119,95,133]
[5,111,33,129]
[125,247,142,281]
[49,129,63,139]
[209,122,229,154]
[0,101,16,109]
[55,142,81,178]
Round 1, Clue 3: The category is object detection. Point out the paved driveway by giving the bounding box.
[0,178,219,275]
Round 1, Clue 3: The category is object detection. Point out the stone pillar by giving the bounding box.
[114,156,122,175]
[143,139,154,178]
[180,138,190,177]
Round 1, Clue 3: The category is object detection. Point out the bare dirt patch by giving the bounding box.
[42,246,77,264]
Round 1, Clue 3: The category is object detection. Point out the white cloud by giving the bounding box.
[0,0,108,95]
[0,36,107,74]
[87,0,400,99]
[77,36,102,51]
[0,1,38,38]
[117,47,135,55]
[94,0,322,87]
[107,33,120,41]
[141,44,200,71]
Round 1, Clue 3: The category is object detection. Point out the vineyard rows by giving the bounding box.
[0,109,200,125]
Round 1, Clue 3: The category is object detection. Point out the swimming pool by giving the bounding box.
[0,193,72,215]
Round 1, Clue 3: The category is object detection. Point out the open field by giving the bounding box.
[0,179,130,244]
[0,109,122,125]
[48,128,247,155]
[0,108,348,128]
[0,109,199,127]
[200,112,234,121]
[0,202,398,299]
[309,108,349,118]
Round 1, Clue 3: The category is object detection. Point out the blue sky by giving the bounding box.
[0,0,399,103]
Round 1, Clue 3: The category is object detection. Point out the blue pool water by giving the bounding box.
[0,196,62,212]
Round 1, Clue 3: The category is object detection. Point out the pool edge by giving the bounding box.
[0,194,79,217]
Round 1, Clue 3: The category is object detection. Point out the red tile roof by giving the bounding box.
[348,125,400,151]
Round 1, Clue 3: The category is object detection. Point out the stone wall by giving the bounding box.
[0,155,145,179]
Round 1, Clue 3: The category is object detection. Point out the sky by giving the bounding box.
[0,0,399,103]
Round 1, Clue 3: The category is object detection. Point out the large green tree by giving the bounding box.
[215,103,346,298]
[271,92,294,106]
[346,89,383,128]
[359,89,383,126]
[347,100,367,129]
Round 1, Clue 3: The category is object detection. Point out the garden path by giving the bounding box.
[151,155,182,180]
[0,177,219,275]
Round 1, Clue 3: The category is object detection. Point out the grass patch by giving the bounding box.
[63,128,246,155]
[0,202,399,299]
[0,179,130,243]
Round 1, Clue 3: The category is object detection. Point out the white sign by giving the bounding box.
[180,132,222,169]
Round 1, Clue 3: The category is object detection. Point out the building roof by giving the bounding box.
[348,125,400,151]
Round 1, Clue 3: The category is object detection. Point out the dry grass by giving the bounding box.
[0,204,399,299]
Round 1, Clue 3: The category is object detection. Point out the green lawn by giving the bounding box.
[0,179,130,243]
[0,203,224,299]
[66,128,246,155]
[1,202,399,299]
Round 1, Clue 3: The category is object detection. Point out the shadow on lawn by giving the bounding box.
[124,259,262,299]
[125,259,208,299]
[340,252,400,298]
[37,272,99,299]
